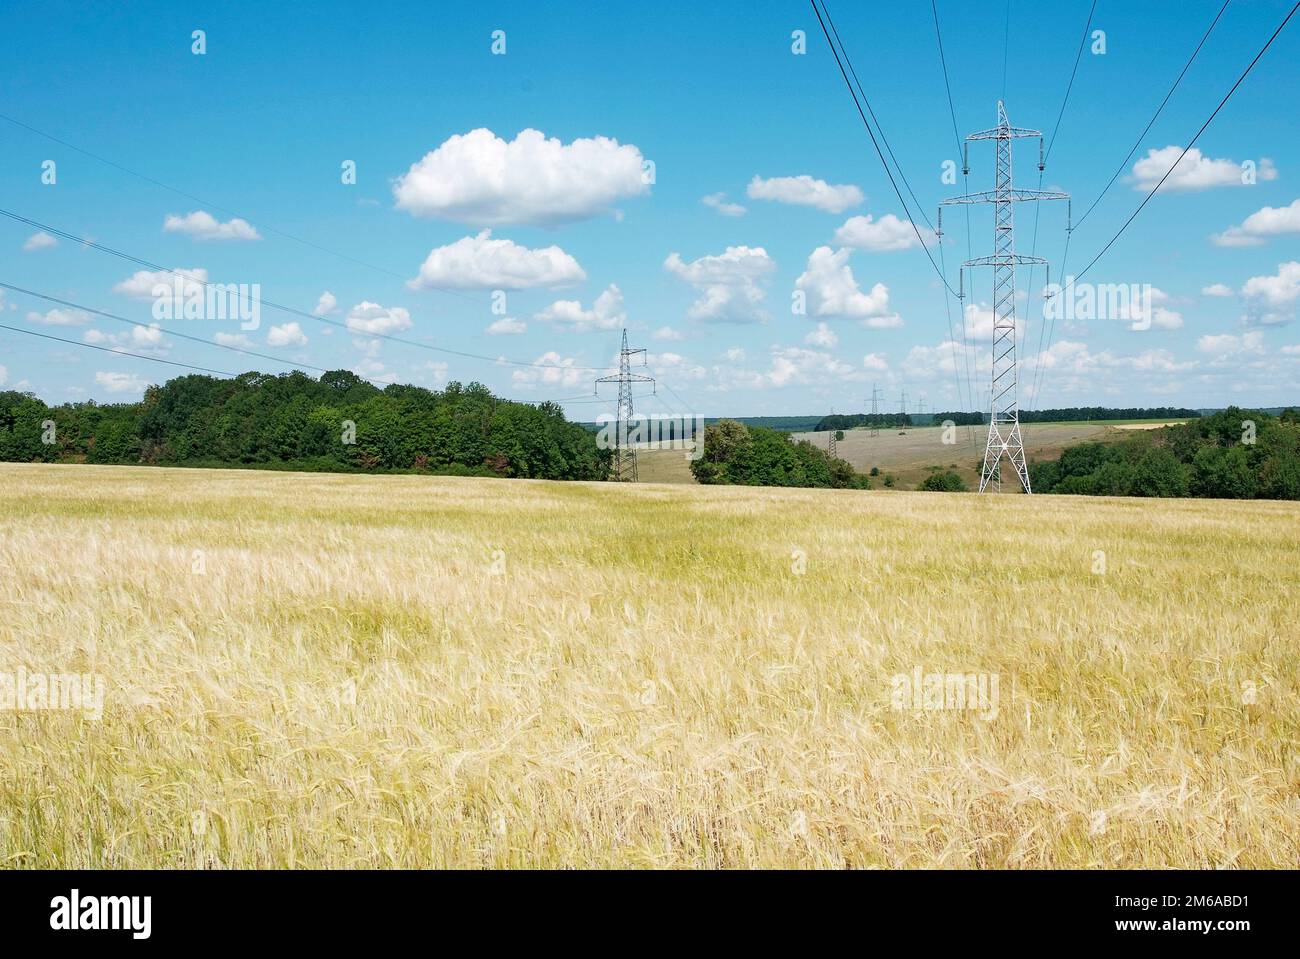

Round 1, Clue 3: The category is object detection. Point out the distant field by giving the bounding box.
[3,462,1297,868]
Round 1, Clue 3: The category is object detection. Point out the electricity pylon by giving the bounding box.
[594,329,654,482]
[897,388,908,432]
[941,101,1068,494]
[827,407,837,458]
[869,383,881,436]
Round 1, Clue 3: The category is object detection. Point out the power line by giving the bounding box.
[1072,0,1231,232]
[1033,0,1299,409]
[1021,0,1099,404]
[930,0,978,418]
[0,322,234,377]
[0,110,477,301]
[0,280,341,378]
[0,206,618,373]
[810,0,958,298]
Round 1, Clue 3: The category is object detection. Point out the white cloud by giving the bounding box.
[1131,146,1276,192]
[345,302,413,336]
[1197,331,1265,357]
[664,246,774,324]
[713,345,865,390]
[0,364,6,386]
[23,231,57,252]
[724,347,746,362]
[94,371,148,395]
[423,361,449,385]
[113,267,208,300]
[27,308,92,326]
[701,192,746,217]
[312,291,338,316]
[1240,261,1300,325]
[1201,283,1233,297]
[392,128,648,226]
[834,213,935,252]
[511,352,586,390]
[83,324,168,354]
[747,175,863,214]
[408,230,585,291]
[804,321,838,348]
[1212,198,1300,247]
[486,317,526,335]
[535,284,626,332]
[214,332,254,349]
[963,302,997,341]
[267,322,308,347]
[652,325,684,341]
[1125,287,1182,331]
[163,210,260,241]
[862,352,888,372]
[794,246,900,327]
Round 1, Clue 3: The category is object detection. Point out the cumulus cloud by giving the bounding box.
[392,128,649,226]
[730,345,863,389]
[163,210,260,241]
[1240,261,1300,325]
[1131,146,1276,192]
[23,231,57,252]
[535,284,626,332]
[27,308,92,326]
[747,175,863,214]
[1197,331,1265,357]
[804,321,838,348]
[701,192,746,217]
[485,317,526,335]
[1201,283,1234,297]
[834,213,935,252]
[267,322,308,347]
[794,247,900,327]
[408,230,585,291]
[862,352,888,372]
[664,246,774,324]
[345,301,413,336]
[113,267,208,301]
[94,371,148,395]
[83,324,168,354]
[214,332,254,349]
[511,352,586,390]
[1212,198,1300,247]
[652,325,684,341]
[312,291,339,316]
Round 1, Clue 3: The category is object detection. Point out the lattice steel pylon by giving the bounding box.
[869,383,881,436]
[594,329,654,482]
[941,101,1068,493]
[827,408,837,459]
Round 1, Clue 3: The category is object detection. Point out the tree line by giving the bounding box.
[820,407,1203,431]
[1031,408,1300,499]
[690,419,870,489]
[0,369,610,480]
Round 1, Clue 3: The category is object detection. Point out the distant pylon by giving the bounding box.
[869,383,881,437]
[594,329,654,482]
[941,101,1069,493]
[897,388,908,432]
[827,407,837,459]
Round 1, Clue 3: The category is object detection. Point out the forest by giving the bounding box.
[0,370,609,480]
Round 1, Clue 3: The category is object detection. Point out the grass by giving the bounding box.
[2,462,1298,868]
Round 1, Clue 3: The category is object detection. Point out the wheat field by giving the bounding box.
[1,462,1297,868]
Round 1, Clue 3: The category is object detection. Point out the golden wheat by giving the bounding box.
[1,462,1297,868]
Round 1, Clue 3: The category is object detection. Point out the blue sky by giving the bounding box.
[1,0,1298,417]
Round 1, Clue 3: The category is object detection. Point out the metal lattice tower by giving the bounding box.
[897,388,908,432]
[827,408,837,459]
[941,101,1068,494]
[594,329,654,482]
[869,383,881,436]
